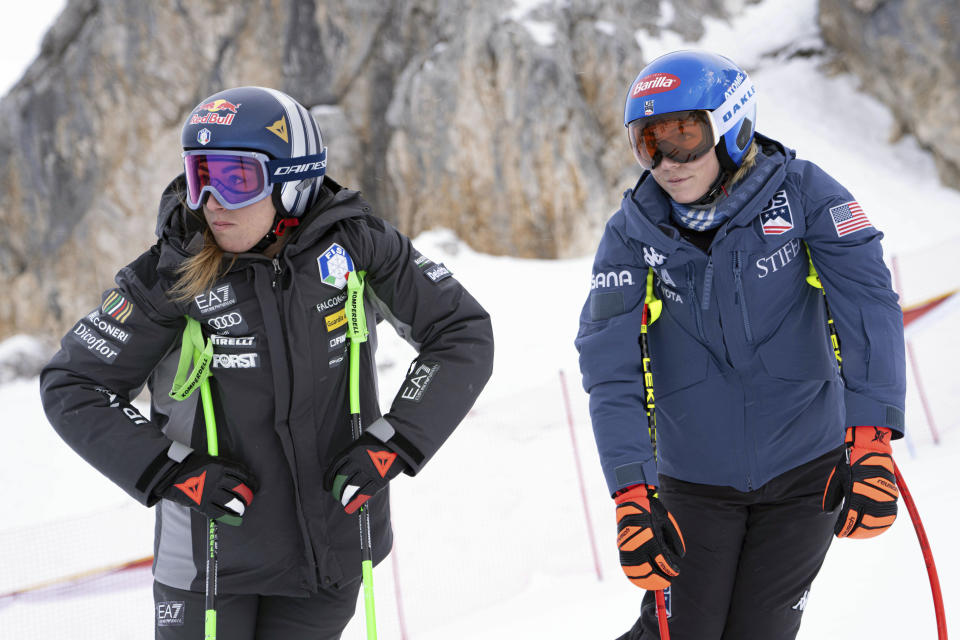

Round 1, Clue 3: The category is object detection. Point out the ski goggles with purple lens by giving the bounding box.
[182,148,327,210]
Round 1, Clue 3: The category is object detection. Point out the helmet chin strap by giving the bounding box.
[690,168,730,206]
[251,213,299,253]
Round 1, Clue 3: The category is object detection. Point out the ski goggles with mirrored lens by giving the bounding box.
[627,110,719,170]
[183,148,327,210]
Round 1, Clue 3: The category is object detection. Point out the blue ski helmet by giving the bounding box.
[624,50,757,171]
[181,86,326,217]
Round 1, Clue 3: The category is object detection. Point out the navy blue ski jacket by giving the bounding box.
[576,134,906,495]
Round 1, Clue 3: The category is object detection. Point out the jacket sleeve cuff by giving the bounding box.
[365,416,425,475]
[608,457,659,496]
[844,388,905,438]
[138,440,193,506]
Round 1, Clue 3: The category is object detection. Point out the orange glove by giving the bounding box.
[614,484,685,590]
[822,426,899,538]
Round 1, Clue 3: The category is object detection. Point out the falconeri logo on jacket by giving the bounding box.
[316,291,347,312]
[317,243,354,290]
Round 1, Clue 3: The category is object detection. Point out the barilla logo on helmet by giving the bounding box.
[190,99,241,126]
[631,73,680,98]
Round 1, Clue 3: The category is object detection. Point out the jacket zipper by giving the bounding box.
[272,257,283,289]
[267,255,322,585]
[732,251,754,343]
[686,264,706,340]
[701,255,713,311]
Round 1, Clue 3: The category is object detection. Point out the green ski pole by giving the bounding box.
[345,270,378,639]
[168,317,219,640]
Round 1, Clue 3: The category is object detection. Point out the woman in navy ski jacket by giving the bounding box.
[576,50,905,640]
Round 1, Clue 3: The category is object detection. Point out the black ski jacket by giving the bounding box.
[40,176,494,595]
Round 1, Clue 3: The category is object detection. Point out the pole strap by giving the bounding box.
[169,317,213,401]
[346,270,368,415]
[645,268,663,325]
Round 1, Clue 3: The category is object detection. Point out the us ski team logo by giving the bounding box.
[759,190,793,235]
[317,243,355,290]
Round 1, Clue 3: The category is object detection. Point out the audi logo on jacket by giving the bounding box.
[40,175,495,596]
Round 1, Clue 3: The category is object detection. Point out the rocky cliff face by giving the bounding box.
[819,0,960,188]
[2,0,955,340]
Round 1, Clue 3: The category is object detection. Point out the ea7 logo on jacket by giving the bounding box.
[317,243,355,290]
[400,361,440,402]
[157,601,185,627]
[760,190,793,235]
[194,284,237,315]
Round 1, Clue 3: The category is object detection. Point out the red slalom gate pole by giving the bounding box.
[655,589,671,640]
[894,462,948,639]
[559,369,604,581]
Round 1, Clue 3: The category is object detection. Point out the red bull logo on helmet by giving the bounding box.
[631,73,680,98]
[190,99,241,126]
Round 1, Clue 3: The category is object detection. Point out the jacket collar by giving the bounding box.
[620,132,795,250]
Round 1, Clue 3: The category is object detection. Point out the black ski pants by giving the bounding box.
[619,447,842,640]
[154,577,360,639]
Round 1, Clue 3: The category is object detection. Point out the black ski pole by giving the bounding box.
[639,269,670,640]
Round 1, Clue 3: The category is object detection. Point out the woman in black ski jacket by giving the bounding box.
[40,86,494,639]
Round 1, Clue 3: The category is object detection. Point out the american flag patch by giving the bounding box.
[102,290,134,323]
[828,201,872,237]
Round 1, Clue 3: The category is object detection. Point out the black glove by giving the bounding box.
[156,452,257,526]
[324,432,408,514]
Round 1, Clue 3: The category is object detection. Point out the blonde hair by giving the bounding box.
[726,141,759,189]
[167,205,237,303]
